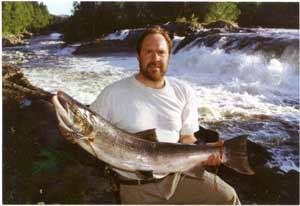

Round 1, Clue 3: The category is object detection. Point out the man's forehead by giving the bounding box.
[142,34,168,48]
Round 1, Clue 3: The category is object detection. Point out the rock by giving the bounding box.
[73,40,135,56]
[3,64,52,101]
[173,29,223,54]
[3,34,29,47]
[202,20,239,31]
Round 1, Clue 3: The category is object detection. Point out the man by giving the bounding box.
[90,27,240,204]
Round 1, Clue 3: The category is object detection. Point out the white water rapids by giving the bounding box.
[2,29,299,173]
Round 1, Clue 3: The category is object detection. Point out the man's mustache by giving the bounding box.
[147,62,161,68]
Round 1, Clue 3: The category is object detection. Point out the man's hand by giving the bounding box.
[202,140,224,166]
[179,134,197,144]
[202,154,222,166]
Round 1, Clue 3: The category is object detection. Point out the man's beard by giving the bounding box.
[139,61,167,82]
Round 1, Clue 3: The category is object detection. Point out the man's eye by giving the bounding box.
[159,51,167,55]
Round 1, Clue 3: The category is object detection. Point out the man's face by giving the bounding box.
[137,34,170,82]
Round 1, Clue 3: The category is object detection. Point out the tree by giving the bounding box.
[2,2,51,35]
[204,2,241,23]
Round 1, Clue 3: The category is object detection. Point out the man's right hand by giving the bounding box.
[202,140,224,166]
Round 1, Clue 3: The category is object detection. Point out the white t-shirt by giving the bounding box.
[90,74,199,179]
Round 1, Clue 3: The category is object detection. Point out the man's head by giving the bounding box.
[136,27,172,82]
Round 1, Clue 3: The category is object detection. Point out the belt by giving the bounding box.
[118,177,164,185]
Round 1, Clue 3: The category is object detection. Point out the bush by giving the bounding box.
[204,2,241,23]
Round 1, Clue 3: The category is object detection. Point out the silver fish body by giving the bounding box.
[52,91,254,178]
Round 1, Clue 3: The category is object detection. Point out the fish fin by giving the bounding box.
[136,170,154,179]
[223,135,255,175]
[183,164,205,179]
[134,128,158,142]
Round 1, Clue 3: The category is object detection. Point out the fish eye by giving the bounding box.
[74,109,81,116]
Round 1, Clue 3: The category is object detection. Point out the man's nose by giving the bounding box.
[151,52,160,61]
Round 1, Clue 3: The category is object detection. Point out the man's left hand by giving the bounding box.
[202,140,224,166]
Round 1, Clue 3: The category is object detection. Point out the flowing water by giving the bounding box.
[2,29,299,173]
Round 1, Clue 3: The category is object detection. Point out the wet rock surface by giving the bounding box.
[2,64,299,204]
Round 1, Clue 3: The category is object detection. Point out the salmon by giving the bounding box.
[52,91,255,179]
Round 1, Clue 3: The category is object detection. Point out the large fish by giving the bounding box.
[52,91,254,179]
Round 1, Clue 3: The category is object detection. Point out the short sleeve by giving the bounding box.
[89,87,112,121]
[180,85,199,136]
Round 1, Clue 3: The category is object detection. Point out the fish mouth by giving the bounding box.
[56,91,72,111]
[52,91,74,132]
[52,91,70,115]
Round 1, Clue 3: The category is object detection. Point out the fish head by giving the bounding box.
[52,91,98,140]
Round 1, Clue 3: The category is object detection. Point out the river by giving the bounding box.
[2,28,299,173]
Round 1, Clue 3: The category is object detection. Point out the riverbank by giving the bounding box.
[2,64,299,204]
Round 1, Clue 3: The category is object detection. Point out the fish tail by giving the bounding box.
[223,135,255,175]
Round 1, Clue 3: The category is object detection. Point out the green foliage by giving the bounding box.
[204,2,241,23]
[32,148,74,175]
[2,2,51,35]
[176,13,200,28]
